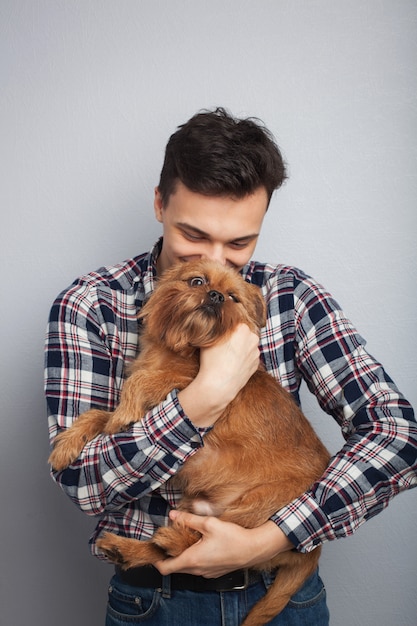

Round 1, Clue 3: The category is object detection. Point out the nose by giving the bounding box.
[204,244,227,265]
[208,290,225,304]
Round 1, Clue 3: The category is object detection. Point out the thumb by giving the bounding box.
[169,509,211,533]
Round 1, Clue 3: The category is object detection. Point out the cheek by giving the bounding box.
[169,234,207,259]
[231,246,257,266]
[171,241,204,259]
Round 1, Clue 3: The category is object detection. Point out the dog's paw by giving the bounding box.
[97,534,127,566]
[97,532,167,569]
[48,441,82,471]
[97,532,145,569]
[48,429,90,470]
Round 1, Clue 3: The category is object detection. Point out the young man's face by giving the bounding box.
[154,182,269,274]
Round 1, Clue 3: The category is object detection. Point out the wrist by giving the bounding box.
[245,521,294,567]
[178,376,229,428]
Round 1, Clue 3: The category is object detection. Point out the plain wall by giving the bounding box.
[1,1,416,625]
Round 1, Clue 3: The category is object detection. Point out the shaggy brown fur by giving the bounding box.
[49,259,330,626]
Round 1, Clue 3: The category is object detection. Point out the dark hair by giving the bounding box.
[158,107,287,207]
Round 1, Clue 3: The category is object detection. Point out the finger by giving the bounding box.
[155,553,189,576]
[154,542,203,576]
[169,509,211,533]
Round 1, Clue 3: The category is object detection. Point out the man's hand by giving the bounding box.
[155,510,294,579]
[178,323,260,428]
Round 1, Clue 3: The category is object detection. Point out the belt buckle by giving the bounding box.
[219,569,249,592]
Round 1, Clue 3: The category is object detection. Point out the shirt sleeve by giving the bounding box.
[45,280,205,516]
[270,273,417,552]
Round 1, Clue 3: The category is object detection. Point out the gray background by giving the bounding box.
[1,1,416,625]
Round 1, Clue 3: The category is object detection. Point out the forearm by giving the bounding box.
[50,390,205,515]
[242,521,294,566]
[272,409,417,552]
[178,323,261,428]
[50,330,261,513]
[178,380,226,428]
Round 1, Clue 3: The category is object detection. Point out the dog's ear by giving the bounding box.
[245,283,267,329]
[137,286,193,352]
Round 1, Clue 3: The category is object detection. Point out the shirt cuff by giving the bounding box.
[137,389,206,460]
[271,491,335,553]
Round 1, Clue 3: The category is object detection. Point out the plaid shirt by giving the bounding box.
[45,239,417,558]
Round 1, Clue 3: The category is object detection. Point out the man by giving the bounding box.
[45,108,417,625]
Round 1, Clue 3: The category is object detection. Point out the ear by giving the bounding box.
[246,283,267,329]
[154,187,164,222]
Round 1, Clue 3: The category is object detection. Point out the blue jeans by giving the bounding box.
[105,568,329,625]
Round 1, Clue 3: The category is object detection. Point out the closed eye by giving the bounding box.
[228,293,240,303]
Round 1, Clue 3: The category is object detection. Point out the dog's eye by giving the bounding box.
[188,276,207,287]
[228,293,240,303]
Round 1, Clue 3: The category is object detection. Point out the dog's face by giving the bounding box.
[140,260,266,353]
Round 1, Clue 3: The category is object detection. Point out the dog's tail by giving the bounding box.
[241,550,320,626]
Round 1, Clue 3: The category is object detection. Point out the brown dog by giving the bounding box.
[49,259,330,626]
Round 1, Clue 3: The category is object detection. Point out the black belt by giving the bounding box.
[116,565,264,592]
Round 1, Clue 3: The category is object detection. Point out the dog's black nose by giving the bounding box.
[208,290,225,304]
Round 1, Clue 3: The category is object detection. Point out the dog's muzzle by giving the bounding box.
[208,290,225,304]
